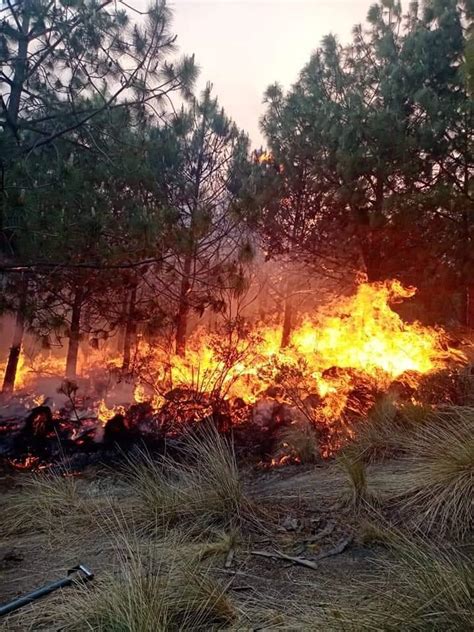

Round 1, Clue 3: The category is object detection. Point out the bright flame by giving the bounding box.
[96,399,125,425]
[1,280,465,454]
[132,280,464,426]
[257,151,272,164]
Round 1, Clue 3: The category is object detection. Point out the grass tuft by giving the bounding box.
[122,425,259,534]
[396,407,474,540]
[338,451,376,511]
[278,420,320,464]
[347,396,432,464]
[3,472,82,540]
[17,535,236,632]
[321,536,473,631]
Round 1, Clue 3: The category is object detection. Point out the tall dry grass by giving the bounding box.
[396,407,473,540]
[122,425,259,534]
[346,396,431,463]
[3,472,83,539]
[12,534,236,632]
[338,450,378,512]
[278,420,320,464]
[319,535,473,631]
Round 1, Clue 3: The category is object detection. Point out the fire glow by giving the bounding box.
[1,280,465,453]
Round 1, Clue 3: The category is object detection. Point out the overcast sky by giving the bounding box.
[145,1,374,144]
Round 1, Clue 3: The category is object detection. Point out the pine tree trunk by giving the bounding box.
[461,159,473,328]
[464,284,474,329]
[461,212,474,328]
[363,239,384,282]
[353,178,385,283]
[2,279,27,394]
[8,2,31,129]
[122,286,137,371]
[116,297,129,354]
[65,286,84,379]
[280,278,293,349]
[175,254,192,357]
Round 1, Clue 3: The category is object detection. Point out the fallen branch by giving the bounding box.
[252,549,319,570]
[251,535,353,571]
[224,548,235,569]
[312,535,353,562]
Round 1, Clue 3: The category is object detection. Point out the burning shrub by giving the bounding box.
[396,407,474,540]
[122,426,258,534]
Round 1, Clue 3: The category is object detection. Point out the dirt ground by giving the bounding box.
[0,459,401,630]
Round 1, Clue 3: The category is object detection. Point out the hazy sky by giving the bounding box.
[142,0,374,144]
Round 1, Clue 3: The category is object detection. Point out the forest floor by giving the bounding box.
[0,462,394,630]
[1,426,472,632]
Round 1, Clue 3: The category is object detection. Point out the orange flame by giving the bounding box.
[1,281,465,439]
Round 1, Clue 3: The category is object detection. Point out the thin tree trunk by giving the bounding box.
[461,152,473,328]
[280,277,293,349]
[461,207,473,328]
[2,5,32,393]
[8,2,31,128]
[174,104,208,357]
[362,237,384,282]
[66,285,84,379]
[116,296,129,354]
[175,254,192,357]
[353,177,385,283]
[2,278,28,394]
[122,285,137,371]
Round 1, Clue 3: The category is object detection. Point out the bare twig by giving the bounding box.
[251,536,353,571]
[224,548,235,569]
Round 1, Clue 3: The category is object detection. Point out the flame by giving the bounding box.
[0,280,466,455]
[117,279,464,457]
[96,399,125,425]
[140,280,461,404]
[133,383,147,404]
[257,151,272,164]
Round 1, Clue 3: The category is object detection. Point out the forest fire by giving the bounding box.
[0,280,467,468]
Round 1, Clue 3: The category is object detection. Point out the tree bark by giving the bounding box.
[175,254,192,356]
[8,2,31,128]
[174,102,207,357]
[353,177,385,282]
[280,278,293,349]
[65,285,84,379]
[2,278,28,394]
[460,207,474,328]
[362,236,384,282]
[122,285,137,371]
[461,154,473,328]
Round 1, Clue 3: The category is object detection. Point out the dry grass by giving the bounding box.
[318,536,474,631]
[3,472,83,539]
[338,451,377,511]
[11,534,236,632]
[122,426,259,535]
[277,421,320,464]
[1,468,121,549]
[396,407,474,540]
[346,396,431,463]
